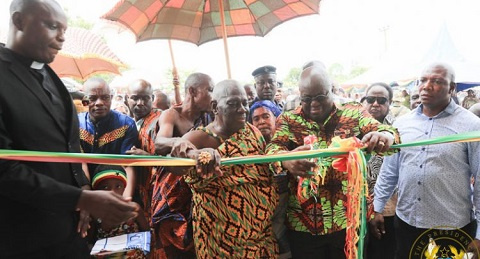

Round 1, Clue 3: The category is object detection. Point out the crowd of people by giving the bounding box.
[2,0,480,259]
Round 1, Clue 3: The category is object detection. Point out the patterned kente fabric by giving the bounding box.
[150,113,213,259]
[78,110,138,177]
[184,123,278,258]
[136,109,162,221]
[151,168,196,259]
[266,102,399,235]
[95,220,146,259]
[366,112,398,218]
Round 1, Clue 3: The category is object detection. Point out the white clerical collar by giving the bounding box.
[30,61,45,69]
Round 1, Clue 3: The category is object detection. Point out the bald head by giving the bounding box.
[302,60,327,70]
[127,79,151,116]
[212,80,245,102]
[83,78,112,122]
[244,83,256,105]
[184,73,213,92]
[84,78,109,93]
[418,62,457,117]
[410,88,421,109]
[8,0,67,63]
[10,0,28,13]
[182,72,214,112]
[469,103,480,117]
[422,62,456,83]
[127,79,152,94]
[298,67,334,123]
[299,66,332,92]
[212,80,248,133]
[10,0,47,13]
[152,90,170,110]
[126,79,154,120]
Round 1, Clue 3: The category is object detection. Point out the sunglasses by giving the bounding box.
[300,92,330,104]
[364,96,388,105]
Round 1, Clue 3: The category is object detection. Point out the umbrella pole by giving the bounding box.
[169,40,182,105]
[218,0,232,79]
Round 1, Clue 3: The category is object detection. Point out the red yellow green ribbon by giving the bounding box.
[1,130,479,166]
[329,137,368,259]
[1,131,480,259]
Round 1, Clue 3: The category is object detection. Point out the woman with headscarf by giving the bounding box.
[249,100,281,142]
[250,100,291,259]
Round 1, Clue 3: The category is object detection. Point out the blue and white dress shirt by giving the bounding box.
[374,100,480,238]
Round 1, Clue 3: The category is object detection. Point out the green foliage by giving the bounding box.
[349,66,369,79]
[328,63,369,84]
[328,63,345,76]
[282,64,369,89]
[161,68,196,92]
[282,67,302,89]
[328,63,347,83]
[67,14,94,30]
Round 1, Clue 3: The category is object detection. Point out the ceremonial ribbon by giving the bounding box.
[1,131,480,259]
[1,130,479,166]
[328,137,368,259]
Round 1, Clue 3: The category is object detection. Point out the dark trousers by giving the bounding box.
[394,215,476,259]
[288,229,346,259]
[366,215,396,259]
[7,231,89,259]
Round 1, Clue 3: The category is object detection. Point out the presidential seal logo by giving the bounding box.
[409,226,478,259]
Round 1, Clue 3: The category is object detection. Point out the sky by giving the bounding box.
[1,0,480,89]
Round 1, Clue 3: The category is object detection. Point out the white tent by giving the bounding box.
[343,23,480,90]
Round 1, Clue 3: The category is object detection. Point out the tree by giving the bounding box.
[161,68,196,92]
[282,67,302,89]
[329,63,348,83]
[349,66,369,80]
[66,11,94,30]
[281,63,369,90]
[328,63,368,84]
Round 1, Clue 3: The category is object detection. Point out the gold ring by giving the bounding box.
[198,151,212,165]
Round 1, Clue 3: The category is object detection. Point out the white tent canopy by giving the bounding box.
[344,23,480,89]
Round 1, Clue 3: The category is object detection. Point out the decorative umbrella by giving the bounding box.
[50,27,127,80]
[102,0,321,78]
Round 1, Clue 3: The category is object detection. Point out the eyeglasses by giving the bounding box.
[364,96,388,105]
[416,77,448,86]
[129,95,152,102]
[82,95,112,105]
[300,92,330,104]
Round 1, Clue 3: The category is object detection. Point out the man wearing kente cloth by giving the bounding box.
[125,79,162,222]
[151,73,215,258]
[168,80,278,258]
[266,66,399,258]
